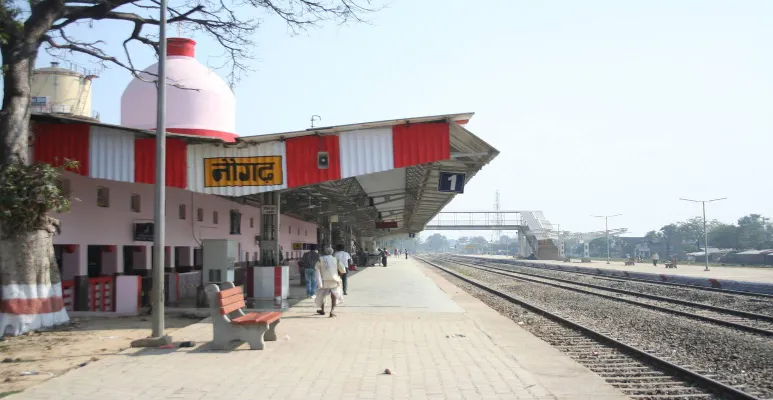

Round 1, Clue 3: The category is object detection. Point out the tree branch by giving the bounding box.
[35,0,379,86]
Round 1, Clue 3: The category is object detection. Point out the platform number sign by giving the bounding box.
[437,172,466,194]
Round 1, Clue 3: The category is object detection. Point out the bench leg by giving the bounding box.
[212,331,238,350]
[244,326,268,350]
[265,320,280,342]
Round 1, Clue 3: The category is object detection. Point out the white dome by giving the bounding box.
[120,38,238,142]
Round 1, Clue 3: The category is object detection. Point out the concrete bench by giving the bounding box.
[624,259,635,266]
[665,262,677,269]
[204,282,282,350]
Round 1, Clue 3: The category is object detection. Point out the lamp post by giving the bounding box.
[152,0,168,340]
[679,197,727,271]
[592,214,622,264]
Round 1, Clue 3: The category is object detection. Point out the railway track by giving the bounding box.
[417,256,765,400]
[461,255,773,299]
[438,256,773,337]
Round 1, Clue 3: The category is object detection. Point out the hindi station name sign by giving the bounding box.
[204,156,283,187]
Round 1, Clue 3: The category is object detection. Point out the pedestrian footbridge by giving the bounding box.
[425,211,627,260]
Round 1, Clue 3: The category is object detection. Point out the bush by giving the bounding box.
[0,160,76,238]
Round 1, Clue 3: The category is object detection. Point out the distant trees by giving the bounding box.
[424,233,449,252]
[663,213,772,252]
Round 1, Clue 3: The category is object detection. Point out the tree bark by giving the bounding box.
[0,38,36,166]
[0,217,69,336]
[1,32,70,335]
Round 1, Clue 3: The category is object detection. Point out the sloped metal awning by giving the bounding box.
[270,121,499,238]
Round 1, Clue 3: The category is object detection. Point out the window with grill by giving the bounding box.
[97,187,110,207]
[178,204,186,219]
[288,225,292,234]
[250,217,254,228]
[197,208,204,222]
[213,211,219,224]
[130,194,141,213]
[230,210,241,235]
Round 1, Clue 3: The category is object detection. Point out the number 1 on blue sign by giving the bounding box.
[447,174,457,191]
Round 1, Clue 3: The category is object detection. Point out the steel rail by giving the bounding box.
[416,256,761,400]
[443,256,773,324]
[438,256,773,337]
[462,255,773,299]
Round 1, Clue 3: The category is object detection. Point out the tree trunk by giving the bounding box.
[1,38,70,335]
[0,218,69,336]
[0,38,36,165]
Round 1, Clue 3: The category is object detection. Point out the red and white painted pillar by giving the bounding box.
[251,266,289,300]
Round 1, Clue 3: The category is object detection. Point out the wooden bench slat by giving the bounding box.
[255,312,282,324]
[232,312,282,325]
[217,286,243,300]
[220,299,245,315]
[218,291,244,307]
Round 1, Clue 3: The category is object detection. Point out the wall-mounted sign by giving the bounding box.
[376,221,398,229]
[133,223,154,242]
[31,96,48,106]
[204,156,283,187]
[437,172,466,194]
[292,242,304,250]
[262,205,278,215]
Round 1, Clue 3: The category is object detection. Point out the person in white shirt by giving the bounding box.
[333,244,353,295]
[315,247,347,317]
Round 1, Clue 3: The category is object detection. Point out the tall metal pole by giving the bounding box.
[680,197,726,272]
[703,202,708,272]
[152,0,168,338]
[593,214,622,264]
[605,218,609,263]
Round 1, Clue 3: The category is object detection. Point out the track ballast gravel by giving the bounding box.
[431,258,773,399]
[456,257,773,317]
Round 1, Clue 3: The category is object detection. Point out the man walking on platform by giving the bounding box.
[301,244,321,298]
[333,243,353,295]
[315,247,347,317]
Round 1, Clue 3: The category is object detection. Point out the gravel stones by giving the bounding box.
[433,259,773,399]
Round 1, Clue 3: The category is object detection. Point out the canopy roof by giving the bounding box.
[31,112,499,238]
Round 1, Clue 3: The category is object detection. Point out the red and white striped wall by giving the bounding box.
[0,283,70,336]
[33,121,452,196]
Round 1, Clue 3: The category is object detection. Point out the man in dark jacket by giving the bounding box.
[301,244,321,298]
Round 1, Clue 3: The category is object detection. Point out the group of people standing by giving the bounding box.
[299,244,353,318]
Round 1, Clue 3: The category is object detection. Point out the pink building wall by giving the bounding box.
[53,172,317,277]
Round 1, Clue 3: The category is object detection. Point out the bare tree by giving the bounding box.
[0,0,376,335]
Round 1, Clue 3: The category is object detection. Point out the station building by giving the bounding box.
[18,37,499,328]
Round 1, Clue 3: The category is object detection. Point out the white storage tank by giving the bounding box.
[31,61,97,118]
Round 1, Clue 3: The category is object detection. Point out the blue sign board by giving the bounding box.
[437,172,466,194]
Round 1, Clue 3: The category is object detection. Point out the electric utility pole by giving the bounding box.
[679,197,727,271]
[592,214,622,264]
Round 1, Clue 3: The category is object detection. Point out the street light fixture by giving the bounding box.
[592,214,622,264]
[679,197,727,271]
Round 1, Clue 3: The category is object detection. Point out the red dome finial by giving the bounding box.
[168,38,196,57]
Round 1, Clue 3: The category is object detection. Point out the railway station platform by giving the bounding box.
[469,255,773,294]
[12,257,627,400]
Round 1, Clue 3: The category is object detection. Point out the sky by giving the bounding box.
[29,0,773,238]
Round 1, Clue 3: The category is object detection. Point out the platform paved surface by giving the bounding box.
[12,257,627,400]
[473,255,773,284]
